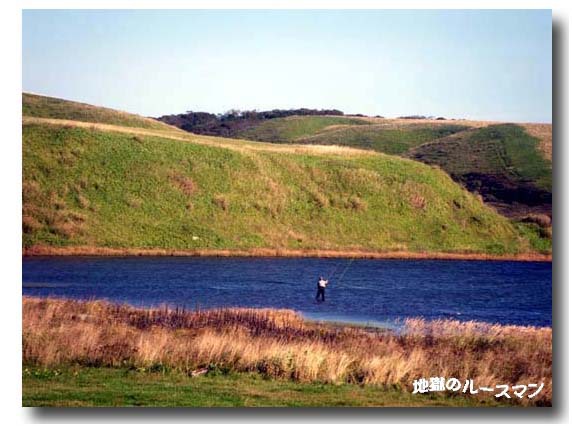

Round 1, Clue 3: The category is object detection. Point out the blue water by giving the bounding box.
[22,257,552,327]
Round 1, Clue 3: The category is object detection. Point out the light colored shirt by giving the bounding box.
[318,279,328,288]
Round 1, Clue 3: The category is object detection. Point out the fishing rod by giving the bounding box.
[326,259,344,281]
[323,257,355,286]
[315,258,355,303]
[334,258,355,287]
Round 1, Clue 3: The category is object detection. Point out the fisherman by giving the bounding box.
[316,276,328,302]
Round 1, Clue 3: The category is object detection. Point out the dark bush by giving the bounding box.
[157,108,345,137]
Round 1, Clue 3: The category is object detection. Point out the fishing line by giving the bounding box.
[333,258,355,287]
[326,259,343,280]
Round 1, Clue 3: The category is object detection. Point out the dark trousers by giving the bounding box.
[316,286,325,301]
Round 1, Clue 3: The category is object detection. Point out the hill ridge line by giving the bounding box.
[22,116,379,158]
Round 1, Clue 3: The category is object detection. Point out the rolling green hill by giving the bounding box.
[296,123,470,155]
[235,114,552,223]
[236,115,469,154]
[22,94,549,255]
[237,115,370,142]
[23,93,177,131]
[407,124,552,218]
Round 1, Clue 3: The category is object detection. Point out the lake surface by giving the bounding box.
[22,257,552,327]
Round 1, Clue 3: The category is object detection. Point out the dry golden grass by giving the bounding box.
[22,245,552,261]
[23,297,552,406]
[359,116,499,128]
[521,123,552,161]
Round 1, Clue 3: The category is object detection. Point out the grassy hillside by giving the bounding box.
[23,126,537,255]
[23,93,176,131]
[237,115,369,142]
[22,94,549,255]
[297,123,470,155]
[407,124,552,217]
[237,115,470,153]
[239,115,552,223]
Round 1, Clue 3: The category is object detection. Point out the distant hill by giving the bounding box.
[407,124,552,219]
[23,94,548,256]
[186,111,551,222]
[156,108,347,138]
[275,119,470,155]
[237,115,370,142]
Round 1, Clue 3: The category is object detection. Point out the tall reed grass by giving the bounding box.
[22,297,552,406]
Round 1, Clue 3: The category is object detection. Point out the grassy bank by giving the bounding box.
[23,367,512,407]
[228,112,552,221]
[23,297,552,407]
[22,122,535,255]
[22,94,550,255]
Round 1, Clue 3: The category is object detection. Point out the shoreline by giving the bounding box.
[20,295,554,330]
[22,297,553,407]
[22,245,552,262]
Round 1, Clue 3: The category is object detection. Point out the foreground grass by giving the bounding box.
[22,367,512,407]
[23,297,552,407]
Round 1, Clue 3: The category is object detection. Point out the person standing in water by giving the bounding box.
[316,276,328,302]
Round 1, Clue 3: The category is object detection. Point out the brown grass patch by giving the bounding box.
[348,195,367,211]
[22,245,552,262]
[23,297,552,406]
[522,213,551,228]
[170,173,197,196]
[410,194,426,210]
[22,215,42,233]
[213,194,229,211]
[50,192,67,210]
[76,194,90,209]
[50,220,84,239]
[309,189,329,209]
[363,116,498,129]
[125,196,142,209]
[521,123,552,161]
[22,181,41,203]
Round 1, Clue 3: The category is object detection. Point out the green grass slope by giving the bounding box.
[23,120,536,255]
[240,114,551,232]
[236,116,551,194]
[237,115,469,154]
[298,123,470,155]
[237,115,369,142]
[407,124,552,212]
[23,93,176,131]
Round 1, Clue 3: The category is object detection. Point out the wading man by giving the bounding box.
[316,276,328,302]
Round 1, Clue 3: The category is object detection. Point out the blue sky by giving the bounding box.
[23,10,552,122]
